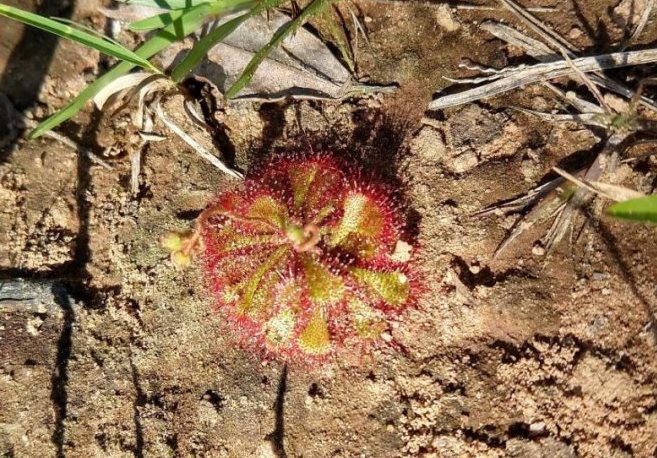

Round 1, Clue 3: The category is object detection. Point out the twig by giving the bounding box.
[130,147,142,195]
[479,15,657,111]
[552,166,645,202]
[497,0,613,113]
[512,107,606,127]
[231,81,396,103]
[473,176,564,217]
[479,22,554,60]
[428,48,657,110]
[496,0,572,52]
[552,167,611,200]
[370,0,557,12]
[348,4,370,48]
[493,196,566,258]
[628,0,655,44]
[542,82,605,114]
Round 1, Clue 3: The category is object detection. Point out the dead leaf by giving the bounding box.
[156,10,353,99]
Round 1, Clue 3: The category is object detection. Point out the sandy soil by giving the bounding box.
[1,1,657,457]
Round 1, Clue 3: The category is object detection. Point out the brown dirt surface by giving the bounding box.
[1,1,657,457]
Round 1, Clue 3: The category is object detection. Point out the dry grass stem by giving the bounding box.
[371,0,557,12]
[433,1,657,112]
[429,48,657,110]
[552,167,638,201]
[154,101,244,179]
[628,0,656,44]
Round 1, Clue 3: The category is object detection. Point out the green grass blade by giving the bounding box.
[53,17,128,46]
[224,0,333,99]
[128,9,187,31]
[170,12,250,81]
[117,0,212,9]
[0,3,160,73]
[30,2,213,138]
[606,195,657,223]
[133,0,254,37]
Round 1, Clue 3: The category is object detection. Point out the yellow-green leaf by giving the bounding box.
[301,254,344,305]
[288,163,318,210]
[247,196,288,229]
[237,246,288,316]
[350,268,409,307]
[330,193,384,247]
[297,308,331,355]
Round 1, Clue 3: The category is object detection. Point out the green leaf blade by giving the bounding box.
[606,195,657,223]
[224,0,329,99]
[170,12,249,81]
[128,9,187,31]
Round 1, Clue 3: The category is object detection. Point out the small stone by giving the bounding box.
[434,4,460,32]
[529,421,546,434]
[532,244,546,256]
[591,271,608,281]
[568,26,584,40]
[450,151,479,174]
[49,199,74,229]
[26,316,44,336]
[411,126,447,163]
[109,19,122,39]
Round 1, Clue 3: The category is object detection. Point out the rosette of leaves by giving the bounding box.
[186,154,417,361]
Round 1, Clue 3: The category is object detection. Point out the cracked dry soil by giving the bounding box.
[1,0,657,457]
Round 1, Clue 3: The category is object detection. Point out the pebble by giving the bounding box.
[434,4,461,32]
[532,244,546,256]
[529,422,546,434]
[451,151,479,174]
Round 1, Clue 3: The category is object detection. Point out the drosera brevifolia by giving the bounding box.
[161,153,420,363]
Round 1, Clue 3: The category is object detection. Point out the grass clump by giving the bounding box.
[0,0,344,138]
